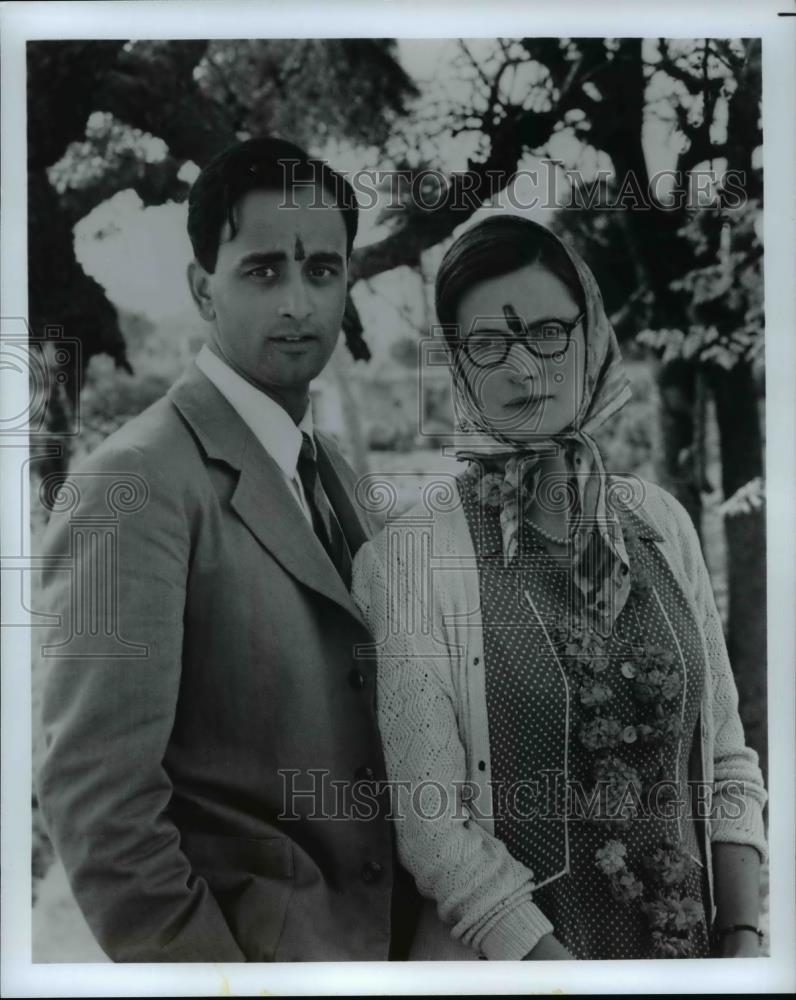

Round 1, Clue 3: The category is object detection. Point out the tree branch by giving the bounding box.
[349,41,614,287]
[457,40,492,95]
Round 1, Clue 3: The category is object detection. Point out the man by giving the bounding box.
[36,136,417,962]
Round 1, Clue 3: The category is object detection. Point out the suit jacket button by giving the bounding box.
[361,860,383,884]
[355,766,376,781]
[348,669,366,690]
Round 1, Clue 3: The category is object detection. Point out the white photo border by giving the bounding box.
[2,0,794,995]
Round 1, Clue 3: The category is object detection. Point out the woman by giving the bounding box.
[352,216,767,961]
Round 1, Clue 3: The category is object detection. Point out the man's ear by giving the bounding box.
[187,260,216,322]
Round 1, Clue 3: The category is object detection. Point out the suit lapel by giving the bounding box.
[169,365,368,628]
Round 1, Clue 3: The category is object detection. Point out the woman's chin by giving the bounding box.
[487,411,567,440]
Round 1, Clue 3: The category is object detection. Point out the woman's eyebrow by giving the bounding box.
[501,304,582,328]
[526,314,580,325]
[466,318,559,336]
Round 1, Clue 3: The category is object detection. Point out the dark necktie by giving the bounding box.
[296,432,352,588]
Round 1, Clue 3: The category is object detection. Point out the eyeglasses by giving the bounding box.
[459,311,585,369]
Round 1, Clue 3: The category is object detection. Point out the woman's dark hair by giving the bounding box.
[187,135,359,273]
[435,215,586,347]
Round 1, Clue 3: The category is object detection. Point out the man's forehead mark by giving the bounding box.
[293,235,306,262]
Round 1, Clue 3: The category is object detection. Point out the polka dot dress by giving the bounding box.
[459,472,711,960]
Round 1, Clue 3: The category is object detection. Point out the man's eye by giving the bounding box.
[247,267,277,279]
[308,265,336,279]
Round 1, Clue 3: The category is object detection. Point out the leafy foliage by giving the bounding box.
[670,201,763,372]
[196,40,418,149]
[48,112,186,221]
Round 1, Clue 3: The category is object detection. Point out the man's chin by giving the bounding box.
[256,358,331,392]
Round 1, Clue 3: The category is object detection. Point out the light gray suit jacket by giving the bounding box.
[36,362,411,962]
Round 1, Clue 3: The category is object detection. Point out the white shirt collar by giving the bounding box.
[195,345,315,478]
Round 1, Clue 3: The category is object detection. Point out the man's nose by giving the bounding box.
[277,271,313,321]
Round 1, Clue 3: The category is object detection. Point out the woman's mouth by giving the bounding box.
[504,393,552,409]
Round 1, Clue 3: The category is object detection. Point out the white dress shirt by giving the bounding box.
[195,345,317,525]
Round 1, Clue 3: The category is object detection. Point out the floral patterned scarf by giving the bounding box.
[450,227,633,635]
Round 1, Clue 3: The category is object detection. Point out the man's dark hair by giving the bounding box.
[187,135,359,273]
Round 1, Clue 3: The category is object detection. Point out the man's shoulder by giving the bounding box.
[39,397,204,545]
[73,394,201,480]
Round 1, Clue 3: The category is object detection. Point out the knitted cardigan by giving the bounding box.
[351,475,767,961]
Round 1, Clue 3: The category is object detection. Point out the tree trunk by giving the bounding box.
[652,359,701,530]
[708,361,767,780]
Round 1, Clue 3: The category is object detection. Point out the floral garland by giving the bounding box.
[550,532,705,959]
[594,838,705,957]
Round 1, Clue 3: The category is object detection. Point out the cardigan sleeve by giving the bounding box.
[651,486,768,863]
[352,531,554,960]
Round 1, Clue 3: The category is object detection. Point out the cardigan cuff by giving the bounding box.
[476,897,554,961]
[710,789,768,864]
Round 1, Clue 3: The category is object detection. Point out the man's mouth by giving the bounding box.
[270,334,316,343]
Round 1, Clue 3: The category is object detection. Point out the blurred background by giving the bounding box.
[27,37,766,959]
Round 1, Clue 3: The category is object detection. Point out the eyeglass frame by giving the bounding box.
[456,310,586,369]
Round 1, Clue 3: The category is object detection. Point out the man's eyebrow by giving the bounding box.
[236,250,345,269]
[305,251,344,266]
[237,251,288,268]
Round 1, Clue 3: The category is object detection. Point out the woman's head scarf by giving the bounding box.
[437,215,633,635]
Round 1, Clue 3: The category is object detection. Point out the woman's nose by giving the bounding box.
[504,341,540,382]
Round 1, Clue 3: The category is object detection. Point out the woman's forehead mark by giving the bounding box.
[502,303,525,334]
[293,234,306,262]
